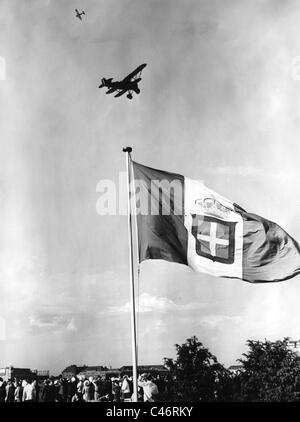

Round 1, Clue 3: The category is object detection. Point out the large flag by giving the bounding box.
[131,160,300,283]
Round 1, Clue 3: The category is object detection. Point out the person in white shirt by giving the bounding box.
[138,373,159,402]
[121,375,131,401]
[22,380,36,402]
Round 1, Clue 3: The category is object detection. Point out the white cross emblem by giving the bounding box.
[197,221,229,257]
[191,214,236,264]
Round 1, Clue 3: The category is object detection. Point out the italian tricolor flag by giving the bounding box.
[131,160,300,283]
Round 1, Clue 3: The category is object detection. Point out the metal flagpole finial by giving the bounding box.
[123,146,132,153]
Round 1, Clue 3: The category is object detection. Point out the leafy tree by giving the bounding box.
[61,364,78,374]
[238,338,300,402]
[164,336,229,401]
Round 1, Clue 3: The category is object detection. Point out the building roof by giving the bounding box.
[119,365,168,371]
[228,365,244,371]
[79,366,105,371]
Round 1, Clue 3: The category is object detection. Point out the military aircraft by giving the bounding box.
[98,63,147,100]
[75,9,85,20]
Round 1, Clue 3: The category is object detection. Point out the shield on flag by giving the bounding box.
[191,214,237,264]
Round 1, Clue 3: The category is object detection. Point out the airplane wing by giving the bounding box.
[122,63,147,82]
[106,87,117,94]
[75,9,82,19]
[114,89,127,98]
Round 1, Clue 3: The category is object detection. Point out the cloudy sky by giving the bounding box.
[1,0,300,375]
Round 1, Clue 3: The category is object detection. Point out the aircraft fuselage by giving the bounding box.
[105,78,141,90]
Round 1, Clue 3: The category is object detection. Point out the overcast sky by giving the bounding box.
[1,0,300,375]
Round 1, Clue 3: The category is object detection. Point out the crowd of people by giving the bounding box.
[0,372,167,403]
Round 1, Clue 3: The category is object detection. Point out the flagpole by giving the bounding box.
[123,146,138,402]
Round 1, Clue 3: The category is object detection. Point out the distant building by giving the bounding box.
[36,370,50,381]
[228,365,244,374]
[103,369,121,378]
[77,366,108,379]
[119,365,169,376]
[0,367,50,382]
[0,366,34,382]
[61,365,112,379]
[287,340,300,352]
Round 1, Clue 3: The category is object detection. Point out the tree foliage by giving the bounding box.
[164,336,230,401]
[238,338,300,402]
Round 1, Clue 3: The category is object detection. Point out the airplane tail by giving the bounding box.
[99,77,113,88]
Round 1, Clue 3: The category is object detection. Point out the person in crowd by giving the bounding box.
[76,376,84,401]
[127,376,144,402]
[5,378,15,402]
[31,380,37,402]
[22,379,36,402]
[61,377,68,402]
[121,375,131,401]
[155,374,164,397]
[49,379,56,402]
[71,391,83,402]
[0,378,6,402]
[111,378,121,402]
[127,376,133,397]
[67,376,77,402]
[138,373,159,402]
[92,376,102,402]
[54,379,64,402]
[88,377,95,401]
[101,374,112,401]
[32,380,40,402]
[22,380,29,401]
[42,379,54,402]
[82,378,94,402]
[14,380,23,402]
[137,384,144,402]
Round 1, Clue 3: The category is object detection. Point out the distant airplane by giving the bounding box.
[75,9,85,20]
[98,63,147,100]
